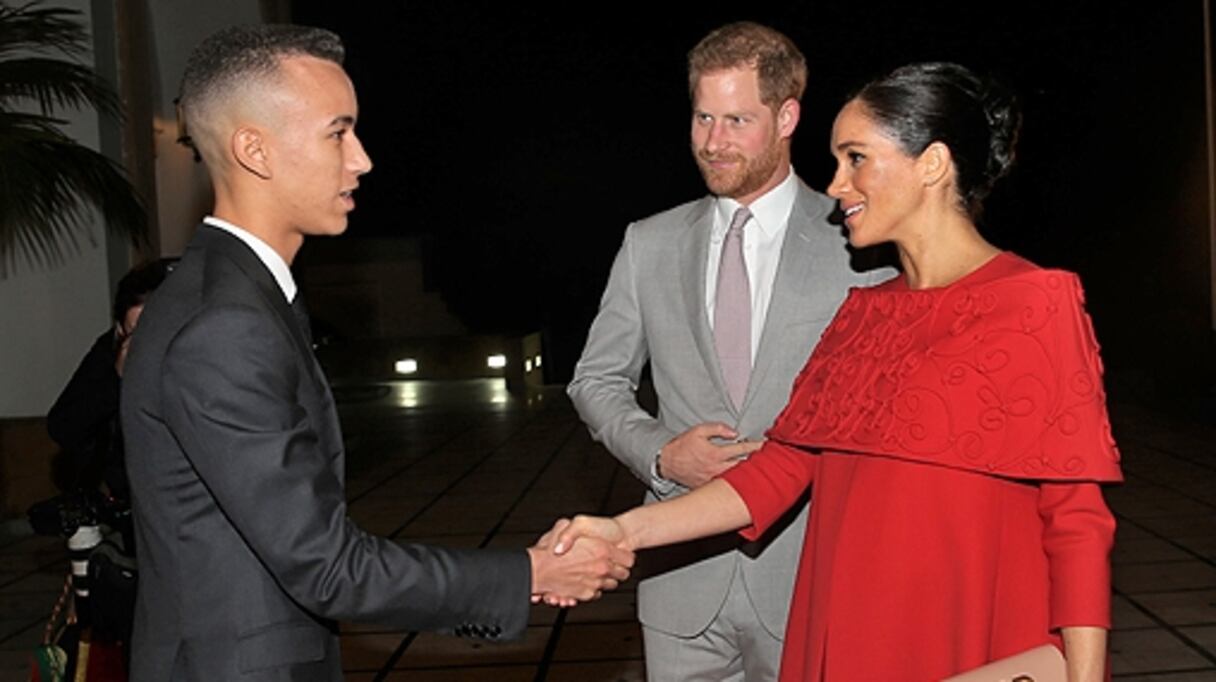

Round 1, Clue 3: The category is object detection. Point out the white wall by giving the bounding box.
[0,0,113,417]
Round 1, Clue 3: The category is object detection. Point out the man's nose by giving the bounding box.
[349,133,373,175]
[703,121,728,154]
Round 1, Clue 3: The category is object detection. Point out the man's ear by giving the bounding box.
[776,98,800,139]
[232,126,271,179]
[918,141,952,187]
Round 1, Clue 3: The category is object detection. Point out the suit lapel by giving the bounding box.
[678,198,736,415]
[195,226,313,361]
[744,181,831,412]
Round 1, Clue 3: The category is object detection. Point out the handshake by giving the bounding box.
[527,515,633,608]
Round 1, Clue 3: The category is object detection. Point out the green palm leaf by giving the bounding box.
[0,1,147,277]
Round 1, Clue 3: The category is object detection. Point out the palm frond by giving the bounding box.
[0,2,148,276]
[0,111,147,277]
[0,57,119,115]
[0,3,89,61]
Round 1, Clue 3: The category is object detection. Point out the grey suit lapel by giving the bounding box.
[743,181,834,412]
[678,198,736,415]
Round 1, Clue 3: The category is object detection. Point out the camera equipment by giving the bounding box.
[27,490,129,539]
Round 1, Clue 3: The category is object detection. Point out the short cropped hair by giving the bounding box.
[687,22,807,109]
[177,24,344,160]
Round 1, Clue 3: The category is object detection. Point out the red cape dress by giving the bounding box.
[720,252,1123,681]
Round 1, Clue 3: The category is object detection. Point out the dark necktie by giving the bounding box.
[290,293,313,349]
[714,206,752,410]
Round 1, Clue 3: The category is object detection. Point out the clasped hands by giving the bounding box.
[529,515,631,608]
[528,423,760,607]
[528,525,633,608]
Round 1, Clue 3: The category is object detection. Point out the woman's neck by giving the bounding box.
[895,211,1000,290]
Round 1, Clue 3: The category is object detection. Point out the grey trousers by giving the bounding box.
[641,566,783,681]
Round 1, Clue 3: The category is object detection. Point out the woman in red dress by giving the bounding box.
[550,62,1121,682]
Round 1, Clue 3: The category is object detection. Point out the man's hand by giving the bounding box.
[528,531,633,608]
[659,422,763,488]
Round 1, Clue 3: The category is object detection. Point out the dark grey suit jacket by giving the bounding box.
[121,226,530,681]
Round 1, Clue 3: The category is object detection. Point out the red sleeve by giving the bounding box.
[719,440,817,541]
[1038,481,1116,629]
[1030,274,1123,482]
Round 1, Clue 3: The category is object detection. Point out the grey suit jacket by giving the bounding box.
[568,179,894,637]
[121,226,531,681]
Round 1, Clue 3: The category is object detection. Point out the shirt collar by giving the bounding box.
[713,168,798,238]
[203,216,298,302]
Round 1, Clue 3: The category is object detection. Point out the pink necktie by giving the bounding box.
[714,206,752,410]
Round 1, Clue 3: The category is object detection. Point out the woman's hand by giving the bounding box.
[546,479,754,559]
[551,514,631,555]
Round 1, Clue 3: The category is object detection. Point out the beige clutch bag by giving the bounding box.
[942,644,1066,682]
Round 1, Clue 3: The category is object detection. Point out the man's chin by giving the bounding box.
[700,171,743,198]
[305,221,350,238]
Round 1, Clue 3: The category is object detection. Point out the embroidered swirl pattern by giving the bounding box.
[770,266,1122,482]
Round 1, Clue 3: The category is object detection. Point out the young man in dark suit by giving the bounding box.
[121,24,630,681]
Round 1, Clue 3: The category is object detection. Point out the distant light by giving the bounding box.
[394,359,418,374]
[487,354,507,369]
[525,359,533,372]
[534,354,542,367]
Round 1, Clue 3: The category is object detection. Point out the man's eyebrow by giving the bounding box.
[329,115,356,127]
[693,110,754,119]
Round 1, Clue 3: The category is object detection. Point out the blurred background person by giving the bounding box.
[47,258,175,521]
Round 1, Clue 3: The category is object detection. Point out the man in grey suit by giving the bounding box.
[121,25,630,681]
[568,22,893,680]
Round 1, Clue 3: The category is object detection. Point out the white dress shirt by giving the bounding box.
[705,169,798,362]
[204,216,298,303]
[652,169,800,487]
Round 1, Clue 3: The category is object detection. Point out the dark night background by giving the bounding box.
[290,1,1214,402]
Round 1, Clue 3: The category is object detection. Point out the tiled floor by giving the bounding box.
[0,379,1213,680]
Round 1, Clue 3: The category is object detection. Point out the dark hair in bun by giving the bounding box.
[854,62,1021,218]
